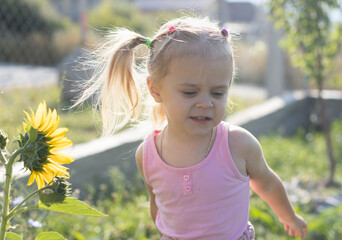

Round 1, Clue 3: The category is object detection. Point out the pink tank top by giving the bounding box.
[143,122,250,240]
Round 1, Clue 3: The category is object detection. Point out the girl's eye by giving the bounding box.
[182,91,197,96]
[211,91,225,97]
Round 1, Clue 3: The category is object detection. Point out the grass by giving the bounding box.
[249,121,342,240]
[261,121,342,184]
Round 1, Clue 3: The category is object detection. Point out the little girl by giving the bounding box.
[76,17,307,239]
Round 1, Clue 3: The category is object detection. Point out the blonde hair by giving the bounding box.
[74,17,235,135]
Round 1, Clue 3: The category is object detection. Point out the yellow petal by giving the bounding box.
[27,173,36,186]
[22,122,27,131]
[39,108,52,133]
[49,153,74,164]
[46,109,59,134]
[42,170,55,184]
[36,172,46,189]
[23,110,33,126]
[45,162,69,176]
[46,113,60,137]
[35,101,47,129]
[48,127,68,139]
[28,108,37,128]
[48,135,70,145]
[49,138,73,151]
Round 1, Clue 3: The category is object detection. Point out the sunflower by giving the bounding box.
[18,101,74,189]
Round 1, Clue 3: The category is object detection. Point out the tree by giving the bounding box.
[268,0,342,185]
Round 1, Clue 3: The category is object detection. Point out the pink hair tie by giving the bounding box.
[221,28,229,37]
[168,26,175,34]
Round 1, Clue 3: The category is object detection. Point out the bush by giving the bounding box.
[87,0,183,39]
[0,0,79,65]
[88,0,154,36]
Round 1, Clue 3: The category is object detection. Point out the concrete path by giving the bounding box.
[0,63,58,90]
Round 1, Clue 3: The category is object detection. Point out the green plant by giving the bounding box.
[0,101,105,240]
[260,121,342,183]
[43,165,158,240]
[253,120,342,239]
[268,0,342,185]
[307,204,342,239]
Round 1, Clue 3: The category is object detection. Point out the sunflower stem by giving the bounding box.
[7,188,42,220]
[0,148,25,240]
[7,183,50,221]
[8,205,39,221]
[8,148,23,166]
[0,156,14,240]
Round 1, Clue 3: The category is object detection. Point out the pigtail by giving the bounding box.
[74,29,148,135]
[152,103,166,129]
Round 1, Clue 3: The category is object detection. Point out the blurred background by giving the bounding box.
[0,0,342,239]
[1,0,341,95]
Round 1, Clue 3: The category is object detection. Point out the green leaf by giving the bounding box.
[35,232,66,240]
[28,126,38,143]
[38,195,106,217]
[6,232,23,240]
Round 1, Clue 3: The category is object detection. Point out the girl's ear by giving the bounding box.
[147,77,162,103]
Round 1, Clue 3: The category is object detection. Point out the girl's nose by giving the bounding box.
[196,95,213,109]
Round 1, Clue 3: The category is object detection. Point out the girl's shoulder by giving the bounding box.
[135,142,144,176]
[226,123,262,160]
[226,123,257,143]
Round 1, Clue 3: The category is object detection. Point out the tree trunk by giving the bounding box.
[317,90,336,186]
[315,48,336,186]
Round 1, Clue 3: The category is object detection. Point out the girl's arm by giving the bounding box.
[231,127,307,238]
[135,143,161,234]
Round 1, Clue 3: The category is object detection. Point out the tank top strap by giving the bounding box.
[142,130,159,185]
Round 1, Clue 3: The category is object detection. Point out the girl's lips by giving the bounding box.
[190,116,212,123]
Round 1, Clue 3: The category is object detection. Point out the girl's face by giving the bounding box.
[148,54,231,137]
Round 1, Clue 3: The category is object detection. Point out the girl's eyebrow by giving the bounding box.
[178,83,198,87]
[178,83,229,89]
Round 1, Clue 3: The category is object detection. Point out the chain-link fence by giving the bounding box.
[0,0,83,66]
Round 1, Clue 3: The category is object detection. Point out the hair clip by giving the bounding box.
[221,28,229,37]
[145,38,152,48]
[168,26,175,34]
